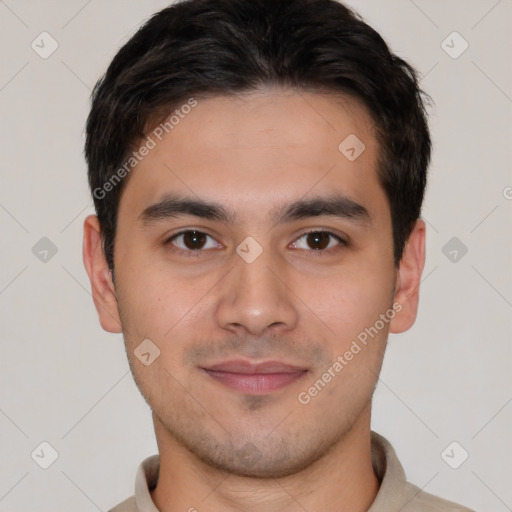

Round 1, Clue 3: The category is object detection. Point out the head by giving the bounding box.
[83,0,430,478]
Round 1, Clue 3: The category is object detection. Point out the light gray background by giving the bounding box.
[1,1,511,511]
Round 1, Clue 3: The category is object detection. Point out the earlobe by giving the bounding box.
[389,219,426,334]
[82,214,123,333]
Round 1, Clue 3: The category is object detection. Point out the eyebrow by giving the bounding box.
[138,193,371,227]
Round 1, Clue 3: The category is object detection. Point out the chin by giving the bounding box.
[182,431,333,479]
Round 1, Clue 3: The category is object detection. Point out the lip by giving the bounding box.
[201,359,309,394]
[204,359,307,374]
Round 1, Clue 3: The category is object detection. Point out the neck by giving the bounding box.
[150,405,380,512]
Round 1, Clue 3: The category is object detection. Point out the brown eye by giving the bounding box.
[291,231,346,252]
[182,230,207,250]
[167,230,220,253]
[306,231,330,250]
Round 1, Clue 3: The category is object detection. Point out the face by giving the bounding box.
[84,88,425,478]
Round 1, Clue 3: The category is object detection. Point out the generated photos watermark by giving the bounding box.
[93,97,198,200]
[298,301,403,405]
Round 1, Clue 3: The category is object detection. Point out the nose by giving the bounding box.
[214,250,299,337]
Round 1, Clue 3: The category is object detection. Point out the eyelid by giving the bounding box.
[295,227,347,242]
[290,229,347,251]
[164,227,218,244]
[165,229,221,257]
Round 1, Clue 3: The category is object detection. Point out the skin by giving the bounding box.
[83,88,425,512]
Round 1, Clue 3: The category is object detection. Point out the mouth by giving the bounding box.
[200,359,309,394]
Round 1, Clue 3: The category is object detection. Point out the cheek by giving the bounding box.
[296,263,394,345]
[115,260,172,341]
[116,258,214,354]
[301,269,393,402]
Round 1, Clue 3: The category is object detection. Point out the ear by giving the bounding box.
[389,219,426,334]
[82,214,122,333]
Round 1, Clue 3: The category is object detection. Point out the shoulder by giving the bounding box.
[107,495,137,512]
[402,482,476,512]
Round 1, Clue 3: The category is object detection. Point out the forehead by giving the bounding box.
[119,88,387,224]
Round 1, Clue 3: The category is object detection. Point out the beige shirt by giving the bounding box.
[109,431,475,512]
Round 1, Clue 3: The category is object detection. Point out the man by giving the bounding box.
[82,0,475,510]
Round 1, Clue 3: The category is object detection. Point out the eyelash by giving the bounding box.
[164,229,347,258]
